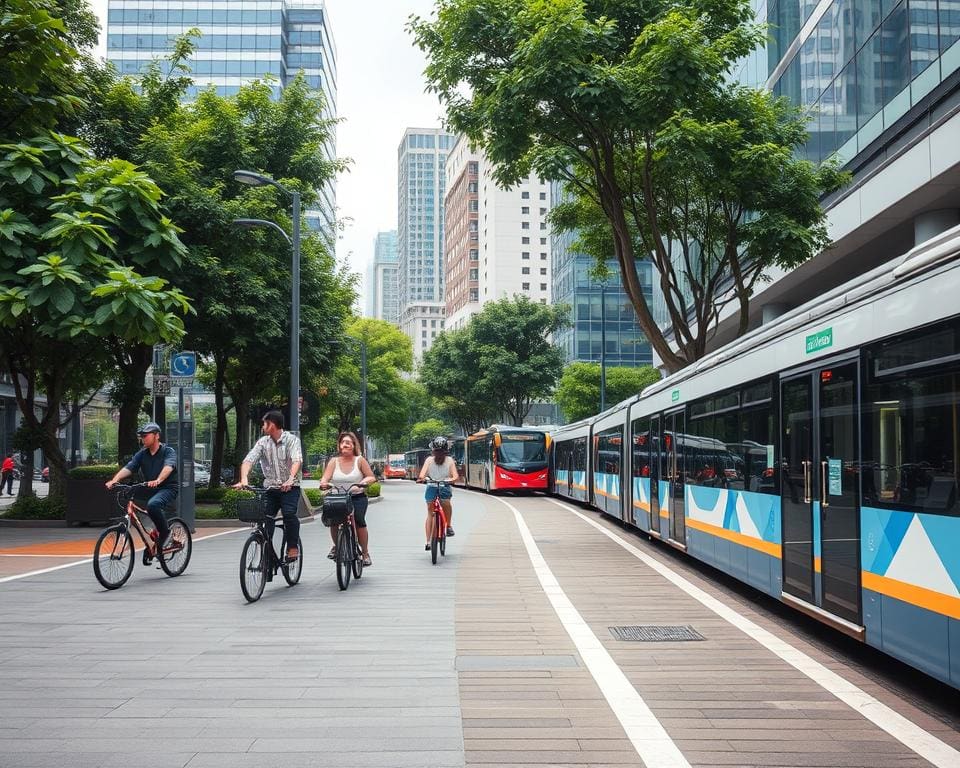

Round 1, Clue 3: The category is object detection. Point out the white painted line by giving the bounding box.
[495,495,690,768]
[0,527,247,584]
[549,498,960,768]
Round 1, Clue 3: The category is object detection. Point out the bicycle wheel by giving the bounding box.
[93,525,134,589]
[351,527,363,579]
[430,516,439,565]
[240,533,267,603]
[159,518,192,577]
[336,525,352,590]
[281,536,303,586]
[439,522,447,557]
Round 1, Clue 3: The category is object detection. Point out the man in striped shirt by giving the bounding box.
[236,410,302,560]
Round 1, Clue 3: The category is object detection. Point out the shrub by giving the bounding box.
[4,496,65,520]
[68,464,119,480]
[304,488,322,506]
[195,487,229,503]
[365,482,381,498]
[220,488,255,517]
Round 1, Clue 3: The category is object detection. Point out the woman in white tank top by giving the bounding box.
[417,436,460,550]
[320,431,376,565]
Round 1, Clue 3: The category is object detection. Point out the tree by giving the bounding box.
[0,133,190,502]
[317,318,415,442]
[422,297,565,427]
[554,362,660,422]
[0,0,99,138]
[409,418,453,448]
[411,0,848,373]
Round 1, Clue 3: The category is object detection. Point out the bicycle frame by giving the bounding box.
[111,484,158,554]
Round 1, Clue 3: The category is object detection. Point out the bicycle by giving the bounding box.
[320,484,364,591]
[93,483,192,589]
[237,487,303,603]
[422,479,451,565]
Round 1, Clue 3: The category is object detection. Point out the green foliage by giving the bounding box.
[67,464,119,480]
[422,297,566,427]
[410,419,453,447]
[219,488,255,517]
[0,0,99,137]
[304,488,322,506]
[411,0,849,372]
[195,486,229,503]
[555,363,661,422]
[4,496,65,520]
[365,481,381,498]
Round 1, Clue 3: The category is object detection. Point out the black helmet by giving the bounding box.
[429,436,449,452]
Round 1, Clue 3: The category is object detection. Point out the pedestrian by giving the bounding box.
[1,453,13,495]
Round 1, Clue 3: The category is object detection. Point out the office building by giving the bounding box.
[106,0,338,240]
[444,136,553,330]
[397,128,455,358]
[550,181,656,368]
[365,230,399,323]
[705,0,960,348]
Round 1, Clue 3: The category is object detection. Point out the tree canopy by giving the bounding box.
[421,297,565,427]
[554,362,660,422]
[411,0,848,373]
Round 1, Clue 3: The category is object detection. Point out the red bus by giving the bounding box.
[465,426,550,492]
[384,454,406,479]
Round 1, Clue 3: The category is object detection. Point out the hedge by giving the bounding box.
[68,464,119,480]
[195,486,229,503]
[3,496,65,520]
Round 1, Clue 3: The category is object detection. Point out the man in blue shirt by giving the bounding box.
[106,422,178,560]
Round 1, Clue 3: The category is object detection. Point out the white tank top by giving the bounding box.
[426,456,455,481]
[332,457,364,489]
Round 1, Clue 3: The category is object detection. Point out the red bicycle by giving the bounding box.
[422,479,451,565]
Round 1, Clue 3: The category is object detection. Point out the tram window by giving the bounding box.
[631,419,650,477]
[596,428,622,474]
[863,369,959,516]
[871,321,960,377]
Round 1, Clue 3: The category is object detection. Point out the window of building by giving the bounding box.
[540,283,547,290]
[522,252,530,259]
[469,268,478,280]
[540,222,547,230]
[521,191,530,199]
[522,237,530,244]
[539,192,546,200]
[521,222,530,230]
[540,238,547,245]
[540,252,548,260]
[522,282,530,290]
[521,206,529,214]
[540,268,547,275]
[540,208,547,215]
[522,267,530,274]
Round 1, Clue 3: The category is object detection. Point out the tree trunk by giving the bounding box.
[115,343,153,465]
[209,355,228,489]
[234,396,251,477]
[42,417,68,505]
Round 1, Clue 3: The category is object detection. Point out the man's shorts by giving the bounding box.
[424,484,453,503]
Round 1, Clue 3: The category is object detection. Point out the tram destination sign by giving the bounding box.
[805,327,833,354]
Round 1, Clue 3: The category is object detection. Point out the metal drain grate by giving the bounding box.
[608,625,705,642]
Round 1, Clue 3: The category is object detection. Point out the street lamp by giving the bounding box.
[232,170,302,436]
[328,337,367,455]
[599,281,607,412]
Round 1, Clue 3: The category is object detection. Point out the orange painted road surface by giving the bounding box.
[0,539,106,557]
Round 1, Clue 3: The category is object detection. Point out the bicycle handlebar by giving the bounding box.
[319,483,365,493]
[418,479,452,486]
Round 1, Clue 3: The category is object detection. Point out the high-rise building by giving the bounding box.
[701,0,960,349]
[365,231,399,324]
[444,136,553,330]
[105,0,338,241]
[397,128,455,358]
[550,181,656,368]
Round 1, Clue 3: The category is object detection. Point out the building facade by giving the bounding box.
[365,230,399,324]
[550,181,656,368]
[397,128,455,358]
[443,136,554,330]
[105,0,338,240]
[702,0,960,350]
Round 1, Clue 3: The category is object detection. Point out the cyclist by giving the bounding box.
[319,431,375,566]
[234,410,303,561]
[105,422,178,562]
[418,436,459,550]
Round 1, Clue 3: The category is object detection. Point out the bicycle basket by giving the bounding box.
[320,491,353,526]
[236,493,271,523]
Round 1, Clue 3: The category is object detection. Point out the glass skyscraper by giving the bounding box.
[366,230,399,324]
[550,182,657,368]
[397,128,455,359]
[106,0,337,239]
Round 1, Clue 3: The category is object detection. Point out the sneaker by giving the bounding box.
[425,543,430,551]
[362,555,372,567]
[327,546,336,560]
[446,526,455,537]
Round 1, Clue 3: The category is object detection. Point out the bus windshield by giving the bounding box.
[497,433,546,464]
[389,457,404,469]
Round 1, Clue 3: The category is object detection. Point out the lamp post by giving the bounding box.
[599,282,607,412]
[232,170,301,436]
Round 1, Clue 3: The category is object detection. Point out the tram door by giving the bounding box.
[665,410,686,545]
[780,362,861,624]
[648,416,660,530]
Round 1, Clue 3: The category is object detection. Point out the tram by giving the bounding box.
[403,448,430,480]
[550,223,960,689]
[464,425,550,491]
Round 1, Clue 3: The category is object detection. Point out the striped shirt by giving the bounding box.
[244,431,302,487]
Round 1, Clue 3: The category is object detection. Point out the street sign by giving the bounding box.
[152,375,171,396]
[171,351,197,377]
[171,376,195,388]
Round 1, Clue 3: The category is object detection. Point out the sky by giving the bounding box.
[90,0,447,301]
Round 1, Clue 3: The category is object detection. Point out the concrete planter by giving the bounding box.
[65,478,115,525]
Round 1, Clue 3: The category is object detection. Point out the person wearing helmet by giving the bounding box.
[106,422,178,562]
[417,436,460,549]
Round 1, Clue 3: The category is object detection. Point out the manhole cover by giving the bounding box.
[608,625,705,642]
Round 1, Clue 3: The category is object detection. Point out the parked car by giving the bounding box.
[194,465,211,485]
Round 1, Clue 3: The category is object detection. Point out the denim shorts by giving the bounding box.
[424,485,452,502]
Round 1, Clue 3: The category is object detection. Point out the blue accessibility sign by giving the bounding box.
[170,352,197,377]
